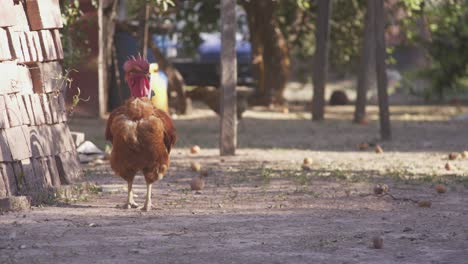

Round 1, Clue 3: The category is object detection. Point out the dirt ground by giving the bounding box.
[1,103,468,264]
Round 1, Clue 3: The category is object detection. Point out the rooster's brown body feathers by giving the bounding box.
[106,97,176,184]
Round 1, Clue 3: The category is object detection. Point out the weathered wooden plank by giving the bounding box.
[38,30,57,61]
[0,0,17,27]
[48,93,59,123]
[4,94,24,127]
[0,28,13,61]
[28,125,54,157]
[219,0,237,156]
[17,64,34,94]
[55,151,82,184]
[0,162,17,195]
[0,95,10,129]
[16,94,30,126]
[22,94,35,126]
[24,32,38,62]
[25,0,63,30]
[57,92,67,122]
[31,31,44,62]
[51,29,63,60]
[30,62,63,93]
[30,94,46,125]
[0,130,13,162]
[12,1,30,32]
[6,28,24,62]
[46,156,61,187]
[4,125,31,160]
[18,32,31,63]
[40,93,53,124]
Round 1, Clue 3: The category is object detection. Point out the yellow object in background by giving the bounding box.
[149,63,169,113]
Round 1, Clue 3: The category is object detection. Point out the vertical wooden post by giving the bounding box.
[354,0,375,123]
[312,0,332,121]
[98,0,107,118]
[142,3,151,58]
[220,0,237,156]
[374,0,391,140]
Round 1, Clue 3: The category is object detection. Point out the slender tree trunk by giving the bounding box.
[374,0,391,140]
[220,0,237,156]
[312,0,332,121]
[258,0,289,105]
[242,1,265,100]
[98,0,107,118]
[354,0,375,123]
[139,3,151,57]
[241,0,290,106]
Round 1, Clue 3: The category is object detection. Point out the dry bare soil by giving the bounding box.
[1,104,468,264]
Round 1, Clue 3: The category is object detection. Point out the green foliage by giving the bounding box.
[403,0,468,99]
[329,0,366,73]
[60,0,86,68]
[173,1,220,56]
[278,0,367,75]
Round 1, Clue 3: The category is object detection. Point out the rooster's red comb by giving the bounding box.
[123,55,149,74]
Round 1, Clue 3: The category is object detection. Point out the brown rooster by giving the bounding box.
[105,56,176,211]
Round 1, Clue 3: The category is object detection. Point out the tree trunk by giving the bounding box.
[354,0,375,123]
[258,0,289,105]
[374,0,391,140]
[241,0,290,106]
[312,0,332,121]
[139,3,151,58]
[242,1,265,101]
[220,0,237,156]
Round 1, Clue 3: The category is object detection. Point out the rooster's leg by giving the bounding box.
[141,183,153,212]
[125,180,139,209]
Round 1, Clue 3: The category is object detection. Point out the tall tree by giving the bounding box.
[220,0,237,155]
[374,0,391,140]
[312,0,332,121]
[241,0,290,105]
[354,0,375,123]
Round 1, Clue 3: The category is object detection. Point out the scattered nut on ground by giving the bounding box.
[435,184,447,194]
[190,162,201,172]
[372,236,384,249]
[190,145,201,154]
[418,200,432,208]
[375,145,384,154]
[448,152,459,160]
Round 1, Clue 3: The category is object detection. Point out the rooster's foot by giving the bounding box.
[124,202,139,209]
[140,205,151,212]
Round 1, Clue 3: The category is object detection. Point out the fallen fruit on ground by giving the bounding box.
[448,152,459,160]
[445,163,451,171]
[372,236,383,249]
[374,184,389,195]
[375,145,384,154]
[435,184,447,194]
[190,145,201,154]
[418,200,432,208]
[190,162,201,172]
[190,176,205,191]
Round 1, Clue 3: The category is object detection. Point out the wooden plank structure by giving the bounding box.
[219,0,237,156]
[0,0,82,205]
